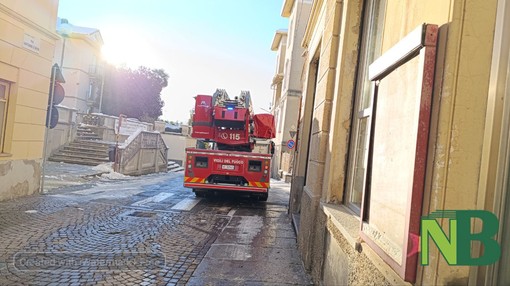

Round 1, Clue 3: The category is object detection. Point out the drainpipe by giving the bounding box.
[40,65,58,193]
[98,65,105,113]
[59,36,66,68]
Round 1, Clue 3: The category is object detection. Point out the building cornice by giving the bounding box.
[0,3,59,40]
[301,0,323,48]
[285,89,302,97]
[281,0,296,17]
[57,18,104,47]
[271,29,288,51]
[64,33,103,51]
[271,73,284,86]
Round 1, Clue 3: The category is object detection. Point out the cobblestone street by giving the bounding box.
[0,163,311,285]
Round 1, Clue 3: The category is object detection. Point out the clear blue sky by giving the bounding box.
[57,0,289,122]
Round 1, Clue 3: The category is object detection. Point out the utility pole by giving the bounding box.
[40,64,58,193]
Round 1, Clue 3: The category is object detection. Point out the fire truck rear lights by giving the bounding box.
[188,164,192,169]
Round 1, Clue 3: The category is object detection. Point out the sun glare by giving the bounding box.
[101,25,156,67]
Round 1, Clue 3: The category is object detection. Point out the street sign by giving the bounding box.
[46,64,65,129]
[52,82,65,105]
[287,139,295,149]
[46,106,59,129]
[289,125,297,138]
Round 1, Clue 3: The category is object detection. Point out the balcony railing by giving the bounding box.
[116,131,168,175]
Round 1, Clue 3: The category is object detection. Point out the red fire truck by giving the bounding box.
[184,89,275,201]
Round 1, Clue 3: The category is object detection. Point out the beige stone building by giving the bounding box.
[270,0,312,181]
[290,0,510,285]
[0,0,60,200]
[270,29,287,179]
[54,18,104,114]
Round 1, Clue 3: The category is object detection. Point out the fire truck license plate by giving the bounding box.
[222,165,235,170]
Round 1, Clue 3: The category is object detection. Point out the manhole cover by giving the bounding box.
[128,211,156,218]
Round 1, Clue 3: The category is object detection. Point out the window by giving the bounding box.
[87,82,94,100]
[345,0,386,214]
[498,170,510,284]
[275,110,280,134]
[359,24,438,282]
[278,102,286,134]
[0,80,10,152]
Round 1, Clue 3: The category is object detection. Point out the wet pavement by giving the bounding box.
[0,162,311,285]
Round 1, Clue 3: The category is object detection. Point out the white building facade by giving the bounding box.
[54,18,104,114]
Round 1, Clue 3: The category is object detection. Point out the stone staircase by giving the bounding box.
[76,125,102,140]
[48,126,112,166]
[167,161,184,172]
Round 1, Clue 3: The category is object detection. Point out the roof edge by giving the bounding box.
[281,0,296,17]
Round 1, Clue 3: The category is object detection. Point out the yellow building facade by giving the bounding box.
[291,0,508,285]
[0,1,59,201]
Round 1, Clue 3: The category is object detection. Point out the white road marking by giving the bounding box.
[131,192,174,207]
[171,198,202,211]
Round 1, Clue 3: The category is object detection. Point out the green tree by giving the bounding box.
[101,65,169,122]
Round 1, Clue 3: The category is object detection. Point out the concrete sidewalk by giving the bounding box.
[187,180,312,285]
[41,161,109,192]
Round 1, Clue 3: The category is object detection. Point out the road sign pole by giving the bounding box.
[40,64,58,193]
